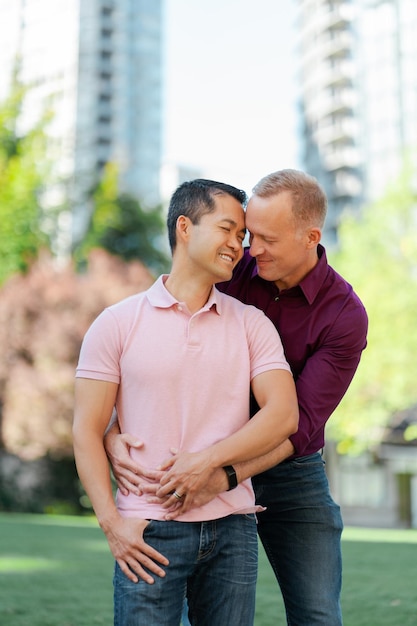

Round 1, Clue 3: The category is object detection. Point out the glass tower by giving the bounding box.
[0,0,164,252]
[296,0,417,245]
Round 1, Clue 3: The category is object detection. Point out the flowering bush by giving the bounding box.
[0,249,154,460]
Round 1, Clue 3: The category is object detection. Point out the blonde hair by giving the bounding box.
[252,169,327,228]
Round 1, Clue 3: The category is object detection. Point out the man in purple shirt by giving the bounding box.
[105,169,368,625]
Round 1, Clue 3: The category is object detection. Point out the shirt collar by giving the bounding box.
[249,244,328,305]
[297,244,328,305]
[147,275,221,314]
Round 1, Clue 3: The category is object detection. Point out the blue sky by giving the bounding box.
[163,0,300,193]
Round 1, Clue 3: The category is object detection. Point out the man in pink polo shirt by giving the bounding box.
[73,179,298,626]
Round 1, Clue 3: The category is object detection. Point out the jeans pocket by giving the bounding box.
[143,518,153,534]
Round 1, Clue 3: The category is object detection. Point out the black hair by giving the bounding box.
[167,179,247,252]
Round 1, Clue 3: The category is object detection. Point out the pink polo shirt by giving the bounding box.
[76,275,291,521]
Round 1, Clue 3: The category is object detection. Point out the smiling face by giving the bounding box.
[246,191,320,290]
[186,193,246,283]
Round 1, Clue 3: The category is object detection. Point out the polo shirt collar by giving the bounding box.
[147,275,221,314]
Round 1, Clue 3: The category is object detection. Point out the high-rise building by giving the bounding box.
[296,0,417,245]
[0,0,164,253]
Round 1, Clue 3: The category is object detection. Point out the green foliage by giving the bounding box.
[76,163,170,274]
[404,424,417,443]
[0,72,50,285]
[329,164,417,453]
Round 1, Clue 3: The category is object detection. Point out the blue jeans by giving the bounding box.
[113,514,258,626]
[253,452,343,626]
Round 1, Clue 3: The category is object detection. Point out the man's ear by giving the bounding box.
[307,227,321,247]
[176,215,191,243]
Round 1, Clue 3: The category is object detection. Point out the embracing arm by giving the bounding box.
[160,439,297,517]
[203,368,298,466]
[104,411,296,497]
[161,300,367,514]
[104,370,298,511]
[233,438,295,481]
[290,301,368,456]
[155,368,298,509]
[73,378,168,583]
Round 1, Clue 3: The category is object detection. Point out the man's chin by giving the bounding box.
[256,267,269,280]
[214,268,233,283]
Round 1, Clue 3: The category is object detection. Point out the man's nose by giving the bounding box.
[249,237,263,257]
[228,233,243,251]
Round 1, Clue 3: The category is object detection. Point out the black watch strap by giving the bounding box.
[223,465,238,491]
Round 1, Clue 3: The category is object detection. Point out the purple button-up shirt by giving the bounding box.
[218,245,368,458]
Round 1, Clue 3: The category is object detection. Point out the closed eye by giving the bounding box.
[249,233,276,245]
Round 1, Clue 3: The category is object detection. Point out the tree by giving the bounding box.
[0,250,154,459]
[0,250,154,512]
[0,69,51,285]
[76,163,170,274]
[328,164,417,453]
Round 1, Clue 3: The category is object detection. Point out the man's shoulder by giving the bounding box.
[323,265,368,338]
[107,290,147,313]
[326,263,366,309]
[103,290,149,327]
[216,288,269,321]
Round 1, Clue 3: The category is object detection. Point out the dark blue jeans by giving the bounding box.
[253,452,343,626]
[114,514,258,625]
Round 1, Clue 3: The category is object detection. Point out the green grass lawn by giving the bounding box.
[1,513,416,625]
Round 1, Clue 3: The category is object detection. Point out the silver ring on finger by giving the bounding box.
[173,491,183,500]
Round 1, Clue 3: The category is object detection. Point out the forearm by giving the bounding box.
[73,428,119,529]
[190,438,295,495]
[160,436,296,520]
[73,376,169,584]
[207,409,296,470]
[157,369,298,505]
[203,372,298,470]
[234,438,295,483]
[73,378,120,527]
[104,418,121,439]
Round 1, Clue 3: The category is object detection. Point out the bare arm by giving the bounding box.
[104,371,297,515]
[73,378,169,583]
[235,438,295,481]
[158,435,295,519]
[105,417,295,487]
[105,423,296,517]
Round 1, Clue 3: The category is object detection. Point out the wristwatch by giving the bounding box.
[223,465,238,491]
